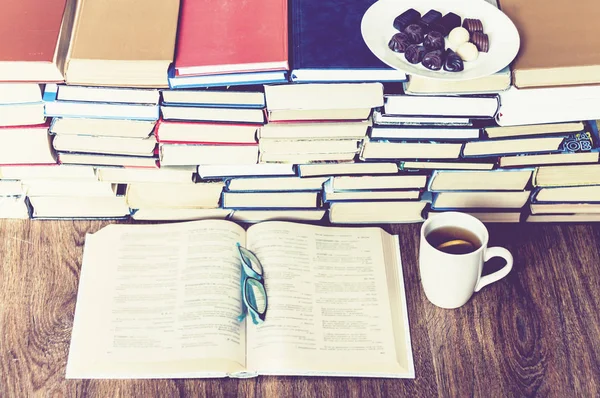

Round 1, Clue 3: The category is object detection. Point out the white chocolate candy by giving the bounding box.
[456,42,479,62]
[448,27,470,47]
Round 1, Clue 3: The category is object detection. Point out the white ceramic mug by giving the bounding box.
[419,211,514,309]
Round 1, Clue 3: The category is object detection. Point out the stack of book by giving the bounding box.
[483,122,599,168]
[526,164,600,223]
[261,83,382,162]
[0,84,46,128]
[44,85,160,168]
[0,109,54,218]
[494,0,600,126]
[0,173,29,219]
[324,174,429,224]
[158,87,263,167]
[92,159,201,221]
[0,0,72,217]
[218,83,383,223]
[426,169,533,223]
[362,92,499,168]
[1,165,130,219]
[223,175,327,223]
[1,0,600,224]
[419,120,600,223]
[126,180,229,222]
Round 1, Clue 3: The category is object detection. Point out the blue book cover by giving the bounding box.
[168,67,288,89]
[290,0,407,82]
[562,120,600,152]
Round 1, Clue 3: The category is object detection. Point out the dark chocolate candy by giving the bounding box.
[419,9,442,32]
[405,44,426,64]
[393,8,421,31]
[423,30,444,51]
[388,32,411,53]
[422,49,444,71]
[443,48,464,72]
[462,18,484,34]
[471,32,489,53]
[404,24,424,44]
[432,12,461,36]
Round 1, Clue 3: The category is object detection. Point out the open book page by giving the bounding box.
[66,220,248,378]
[245,221,410,377]
[382,234,415,378]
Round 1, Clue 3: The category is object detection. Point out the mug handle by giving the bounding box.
[474,246,513,292]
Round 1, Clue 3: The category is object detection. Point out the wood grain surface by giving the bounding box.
[1,220,599,397]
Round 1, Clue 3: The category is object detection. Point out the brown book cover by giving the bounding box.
[66,0,180,87]
[500,0,600,88]
[0,0,75,82]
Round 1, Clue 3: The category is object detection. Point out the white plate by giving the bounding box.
[361,0,520,81]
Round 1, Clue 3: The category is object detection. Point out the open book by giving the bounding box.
[66,220,415,379]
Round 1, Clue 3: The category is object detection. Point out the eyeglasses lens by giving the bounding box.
[239,246,263,275]
[246,278,267,314]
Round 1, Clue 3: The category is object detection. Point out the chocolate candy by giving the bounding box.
[422,49,444,71]
[388,32,411,53]
[423,30,444,51]
[393,8,421,31]
[471,32,489,53]
[419,9,442,32]
[463,18,484,34]
[448,27,470,47]
[404,24,424,44]
[405,44,426,64]
[443,49,464,72]
[457,42,479,62]
[431,12,462,36]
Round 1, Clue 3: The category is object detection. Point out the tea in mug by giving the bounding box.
[426,226,482,255]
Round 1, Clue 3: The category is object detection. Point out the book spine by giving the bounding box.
[493,95,501,119]
[289,0,301,75]
[425,170,439,192]
[161,102,264,109]
[48,117,60,135]
[42,84,59,102]
[169,73,289,89]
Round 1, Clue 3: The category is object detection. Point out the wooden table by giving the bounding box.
[1,220,599,397]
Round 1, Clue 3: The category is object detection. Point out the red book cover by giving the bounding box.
[0,0,70,81]
[174,0,289,76]
[0,122,50,130]
[158,140,259,146]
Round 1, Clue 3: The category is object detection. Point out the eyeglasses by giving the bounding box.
[236,243,268,325]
